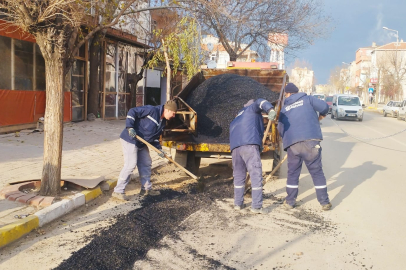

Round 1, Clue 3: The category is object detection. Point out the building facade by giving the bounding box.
[290,67,315,94]
[201,35,259,69]
[370,42,406,102]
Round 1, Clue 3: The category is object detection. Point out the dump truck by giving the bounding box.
[162,68,288,175]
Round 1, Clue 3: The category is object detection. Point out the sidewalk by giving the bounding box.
[0,119,166,245]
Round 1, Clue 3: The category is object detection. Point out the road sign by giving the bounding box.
[368,87,374,93]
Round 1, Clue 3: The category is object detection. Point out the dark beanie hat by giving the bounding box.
[164,100,178,112]
[285,83,299,93]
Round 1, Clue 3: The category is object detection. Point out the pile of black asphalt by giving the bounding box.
[185,74,280,143]
[54,177,235,270]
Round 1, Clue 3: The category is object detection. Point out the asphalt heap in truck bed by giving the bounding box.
[185,73,280,143]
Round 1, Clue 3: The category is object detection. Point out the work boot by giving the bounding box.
[321,203,332,211]
[282,200,294,210]
[140,189,161,196]
[112,192,129,201]
[250,208,267,214]
[234,204,244,211]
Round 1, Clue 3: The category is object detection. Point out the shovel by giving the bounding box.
[244,154,287,195]
[135,135,198,180]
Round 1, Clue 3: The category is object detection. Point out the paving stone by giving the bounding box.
[0,191,22,199]
[39,197,55,207]
[7,192,26,201]
[16,194,38,204]
[27,196,45,206]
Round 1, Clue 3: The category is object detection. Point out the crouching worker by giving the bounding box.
[112,100,178,201]
[229,99,276,214]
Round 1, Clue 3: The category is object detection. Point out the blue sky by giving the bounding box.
[286,0,406,84]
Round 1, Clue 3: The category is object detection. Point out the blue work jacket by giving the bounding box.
[277,92,329,150]
[229,99,274,151]
[120,105,166,149]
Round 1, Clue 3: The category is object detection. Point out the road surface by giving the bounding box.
[1,111,406,270]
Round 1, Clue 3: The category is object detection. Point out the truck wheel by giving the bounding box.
[186,151,201,175]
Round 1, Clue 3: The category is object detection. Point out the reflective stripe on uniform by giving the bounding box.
[287,185,298,188]
[259,100,266,109]
[252,187,262,191]
[315,185,327,189]
[127,115,135,120]
[234,185,245,189]
[147,115,159,126]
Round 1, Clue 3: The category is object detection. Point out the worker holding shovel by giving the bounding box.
[229,99,276,214]
[277,83,332,211]
[112,100,178,201]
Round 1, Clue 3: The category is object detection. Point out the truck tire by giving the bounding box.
[186,151,201,175]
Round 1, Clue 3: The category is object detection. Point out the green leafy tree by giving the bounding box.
[148,17,202,101]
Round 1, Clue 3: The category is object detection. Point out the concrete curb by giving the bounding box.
[0,215,39,248]
[0,159,169,248]
[0,186,103,248]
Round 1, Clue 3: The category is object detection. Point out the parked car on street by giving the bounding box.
[397,100,406,121]
[383,101,401,118]
[331,94,364,121]
[325,96,333,114]
[312,93,326,100]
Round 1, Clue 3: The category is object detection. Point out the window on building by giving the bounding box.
[0,36,46,91]
[35,44,46,90]
[0,36,11,89]
[14,39,34,90]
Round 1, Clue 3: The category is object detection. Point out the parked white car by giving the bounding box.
[312,93,326,100]
[383,101,401,118]
[397,100,406,121]
[331,94,364,121]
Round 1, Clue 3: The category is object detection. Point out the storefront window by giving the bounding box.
[14,39,34,90]
[0,36,11,89]
[35,45,46,90]
[105,43,116,93]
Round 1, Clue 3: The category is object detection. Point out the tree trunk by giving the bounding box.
[88,36,101,116]
[229,53,237,62]
[162,39,171,102]
[39,55,65,196]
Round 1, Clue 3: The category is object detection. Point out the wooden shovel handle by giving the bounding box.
[262,120,272,145]
[135,135,198,180]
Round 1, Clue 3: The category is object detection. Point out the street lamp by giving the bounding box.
[383,26,399,46]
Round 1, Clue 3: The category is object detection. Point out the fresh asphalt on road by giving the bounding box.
[1,111,406,269]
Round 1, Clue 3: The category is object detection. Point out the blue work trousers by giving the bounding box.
[114,139,152,194]
[286,140,330,206]
[232,145,263,209]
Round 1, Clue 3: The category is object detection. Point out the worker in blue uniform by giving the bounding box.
[112,100,178,200]
[277,83,332,211]
[229,99,276,214]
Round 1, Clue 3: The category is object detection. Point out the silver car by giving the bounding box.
[383,101,401,118]
[397,100,406,121]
